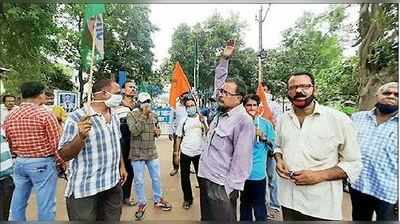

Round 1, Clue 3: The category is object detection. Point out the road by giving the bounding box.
[25,136,352,221]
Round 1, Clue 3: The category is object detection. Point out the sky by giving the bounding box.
[149,4,359,67]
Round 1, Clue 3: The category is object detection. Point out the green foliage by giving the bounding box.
[263,6,359,104]
[165,13,254,98]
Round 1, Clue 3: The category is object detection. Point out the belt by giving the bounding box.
[16,154,54,158]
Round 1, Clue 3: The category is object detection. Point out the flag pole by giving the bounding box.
[86,15,98,105]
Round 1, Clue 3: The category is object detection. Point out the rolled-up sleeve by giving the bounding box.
[225,117,255,194]
[127,112,143,137]
[337,117,362,183]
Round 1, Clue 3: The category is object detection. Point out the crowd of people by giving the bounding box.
[0,42,398,222]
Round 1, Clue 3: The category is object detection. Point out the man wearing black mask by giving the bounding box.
[273,72,361,221]
[350,82,398,221]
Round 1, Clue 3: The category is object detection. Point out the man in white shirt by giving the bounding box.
[0,94,18,125]
[274,72,362,221]
[168,92,188,176]
[175,94,207,209]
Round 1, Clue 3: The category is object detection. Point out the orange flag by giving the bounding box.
[256,82,274,124]
[169,62,191,108]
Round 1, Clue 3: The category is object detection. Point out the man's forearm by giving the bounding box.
[318,166,347,182]
[59,135,86,161]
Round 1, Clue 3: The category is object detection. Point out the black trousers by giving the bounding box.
[350,187,398,221]
[121,139,134,200]
[172,134,179,170]
[0,176,14,221]
[282,207,330,221]
[180,153,200,203]
[240,178,267,221]
[66,185,123,221]
[198,177,238,221]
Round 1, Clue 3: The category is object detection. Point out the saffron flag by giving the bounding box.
[80,4,105,72]
[256,82,274,124]
[169,62,191,108]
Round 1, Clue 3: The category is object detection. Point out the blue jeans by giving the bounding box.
[131,159,162,205]
[266,156,280,210]
[240,178,267,221]
[10,157,57,221]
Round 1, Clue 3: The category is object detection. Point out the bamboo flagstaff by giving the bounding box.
[86,15,98,105]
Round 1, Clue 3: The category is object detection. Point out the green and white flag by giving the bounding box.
[80,4,105,72]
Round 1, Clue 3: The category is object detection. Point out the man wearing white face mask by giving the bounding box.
[127,92,172,221]
[58,79,128,221]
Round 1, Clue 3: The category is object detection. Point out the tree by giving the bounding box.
[262,6,359,105]
[166,13,256,99]
[0,2,64,94]
[354,3,398,110]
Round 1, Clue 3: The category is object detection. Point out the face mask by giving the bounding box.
[187,106,197,117]
[376,102,398,114]
[288,92,314,109]
[104,93,123,108]
[140,103,151,110]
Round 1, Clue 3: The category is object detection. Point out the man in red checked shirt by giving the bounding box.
[3,81,62,221]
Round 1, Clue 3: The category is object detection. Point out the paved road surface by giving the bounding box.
[25,136,352,221]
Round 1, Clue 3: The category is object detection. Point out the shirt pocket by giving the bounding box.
[306,134,337,161]
[210,128,229,150]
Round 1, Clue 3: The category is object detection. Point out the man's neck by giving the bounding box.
[293,101,315,117]
[91,102,109,114]
[224,103,240,113]
[375,109,397,124]
[23,98,41,106]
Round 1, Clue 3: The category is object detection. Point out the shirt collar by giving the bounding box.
[368,108,399,121]
[288,101,321,118]
[226,104,245,117]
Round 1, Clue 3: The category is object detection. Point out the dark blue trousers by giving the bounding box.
[240,178,267,221]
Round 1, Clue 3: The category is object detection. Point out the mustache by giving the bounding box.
[293,93,307,99]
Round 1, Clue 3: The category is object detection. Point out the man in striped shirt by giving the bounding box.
[58,79,128,221]
[0,127,14,221]
[3,81,61,221]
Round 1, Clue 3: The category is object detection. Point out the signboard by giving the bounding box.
[153,107,171,123]
[54,90,80,113]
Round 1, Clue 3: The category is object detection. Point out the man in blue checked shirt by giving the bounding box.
[350,82,398,221]
[59,79,128,221]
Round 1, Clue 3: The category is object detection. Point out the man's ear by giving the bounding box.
[313,85,319,97]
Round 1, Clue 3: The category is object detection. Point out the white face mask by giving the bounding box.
[140,102,151,110]
[105,92,123,108]
[93,91,122,108]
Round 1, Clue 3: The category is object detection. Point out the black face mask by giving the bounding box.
[376,102,398,114]
[287,92,314,109]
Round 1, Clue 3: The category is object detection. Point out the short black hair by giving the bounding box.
[183,93,195,106]
[122,80,135,89]
[20,81,45,99]
[260,81,272,91]
[92,79,114,93]
[225,77,247,100]
[44,90,54,97]
[2,94,15,102]
[243,94,260,106]
[287,72,315,86]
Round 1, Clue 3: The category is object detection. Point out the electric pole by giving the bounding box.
[255,4,271,84]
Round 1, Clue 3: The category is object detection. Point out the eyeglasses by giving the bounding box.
[382,91,398,97]
[219,89,240,97]
[288,84,313,91]
[245,103,258,107]
[140,99,151,104]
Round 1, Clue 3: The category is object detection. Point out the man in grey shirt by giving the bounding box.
[198,77,255,221]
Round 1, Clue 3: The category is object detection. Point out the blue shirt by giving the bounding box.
[59,106,122,199]
[248,117,276,180]
[351,110,398,204]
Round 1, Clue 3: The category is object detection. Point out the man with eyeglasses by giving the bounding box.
[350,82,398,221]
[197,77,255,221]
[273,72,362,221]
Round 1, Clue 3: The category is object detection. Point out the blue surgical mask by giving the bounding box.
[187,106,197,117]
